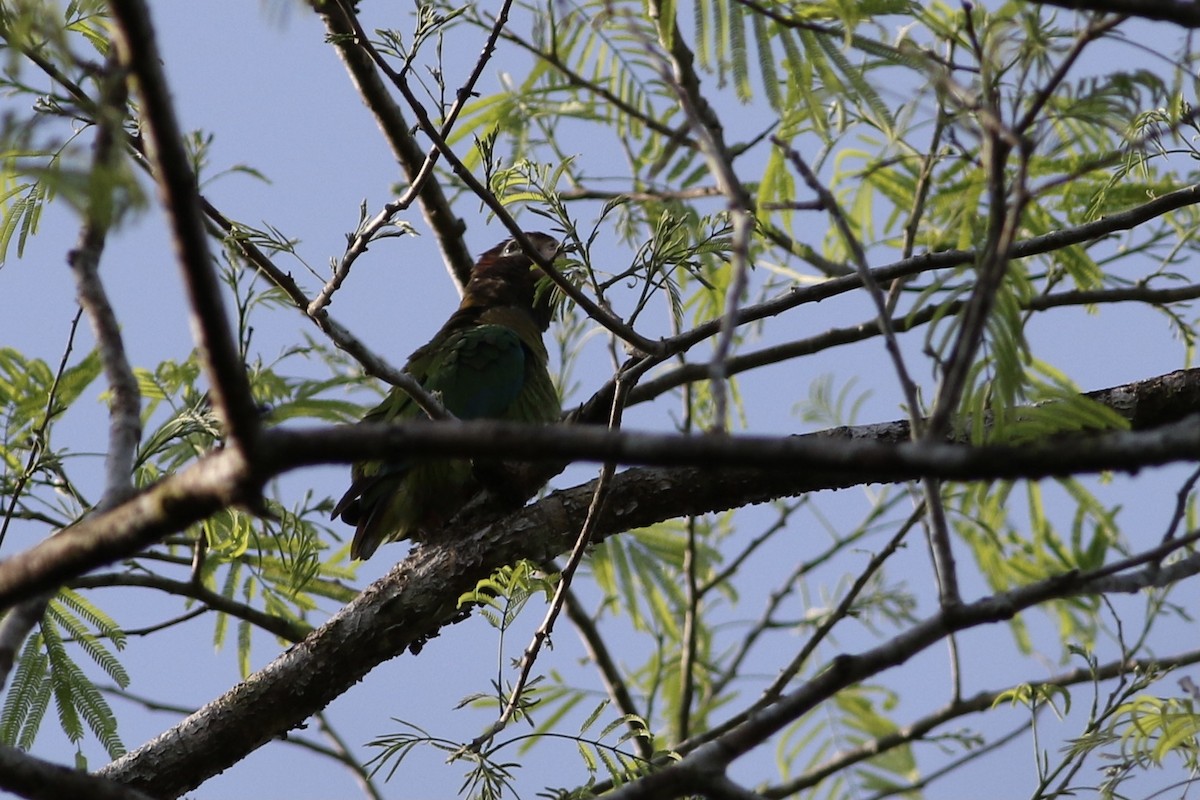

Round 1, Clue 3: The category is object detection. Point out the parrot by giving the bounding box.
[332,232,563,560]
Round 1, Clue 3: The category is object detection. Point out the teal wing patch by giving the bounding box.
[427,324,526,420]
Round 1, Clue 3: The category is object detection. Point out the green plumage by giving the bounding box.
[333,233,562,560]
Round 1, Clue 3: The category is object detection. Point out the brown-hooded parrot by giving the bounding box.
[332,232,562,560]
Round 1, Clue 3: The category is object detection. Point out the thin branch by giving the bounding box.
[67,57,141,510]
[0,310,84,555]
[559,186,723,202]
[327,8,663,356]
[0,36,452,423]
[84,608,206,641]
[0,449,254,610]
[70,572,310,643]
[598,553,1200,800]
[758,507,920,705]
[315,712,385,800]
[698,502,800,596]
[490,22,698,148]
[676,513,700,740]
[767,646,1200,798]
[648,180,1200,378]
[1014,14,1125,134]
[201,202,452,421]
[920,81,1030,609]
[859,719,1033,800]
[633,278,1200,405]
[772,139,923,427]
[556,571,654,760]
[309,0,518,308]
[314,0,473,286]
[467,376,632,752]
[708,505,872,701]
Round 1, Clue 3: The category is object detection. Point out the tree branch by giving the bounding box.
[0,745,157,800]
[0,52,139,694]
[313,0,473,287]
[70,573,309,643]
[108,0,259,453]
[309,0,517,305]
[648,182,1200,373]
[767,646,1200,797]
[79,369,1200,796]
[600,550,1200,800]
[1023,0,1200,26]
[3,368,1200,610]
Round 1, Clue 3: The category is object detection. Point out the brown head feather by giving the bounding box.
[460,232,560,330]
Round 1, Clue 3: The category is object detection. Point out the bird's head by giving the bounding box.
[464,231,563,329]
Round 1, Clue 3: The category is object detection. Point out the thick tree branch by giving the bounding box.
[1023,0,1200,26]
[58,369,1200,796]
[0,745,157,800]
[0,452,254,609]
[89,432,1200,797]
[3,368,1200,611]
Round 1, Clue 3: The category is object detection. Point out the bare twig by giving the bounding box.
[201,202,453,421]
[309,0,518,309]
[758,507,921,703]
[0,310,83,555]
[772,139,922,428]
[327,9,662,356]
[315,0,473,286]
[1014,14,1125,135]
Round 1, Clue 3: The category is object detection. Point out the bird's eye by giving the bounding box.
[501,240,523,257]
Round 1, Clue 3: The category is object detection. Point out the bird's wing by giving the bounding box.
[331,324,529,554]
[425,324,527,419]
